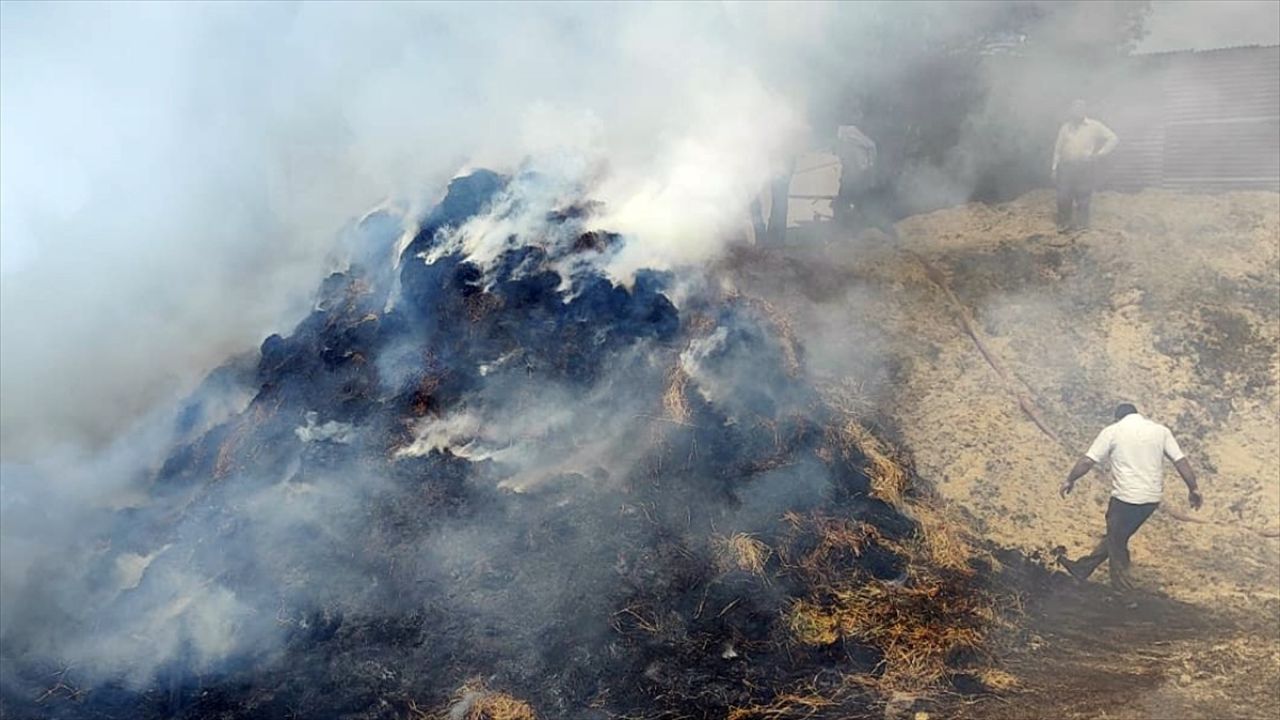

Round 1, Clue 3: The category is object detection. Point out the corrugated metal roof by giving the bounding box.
[1135,43,1280,58]
[1103,44,1279,192]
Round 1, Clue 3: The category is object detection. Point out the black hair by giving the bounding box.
[1115,403,1138,421]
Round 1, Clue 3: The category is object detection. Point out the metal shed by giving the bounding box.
[1102,44,1280,192]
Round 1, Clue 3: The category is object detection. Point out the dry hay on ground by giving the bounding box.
[903,500,994,576]
[780,415,1014,694]
[780,512,885,581]
[826,417,909,506]
[414,681,537,720]
[974,668,1019,692]
[784,580,986,691]
[741,295,805,377]
[890,188,1280,608]
[662,366,692,424]
[778,510,1000,692]
[821,415,991,575]
[713,532,773,576]
[725,691,838,720]
[714,188,1279,718]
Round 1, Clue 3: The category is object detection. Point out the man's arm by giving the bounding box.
[1094,121,1119,158]
[1164,429,1202,510]
[1059,456,1095,498]
[1064,426,1113,498]
[1173,457,1203,510]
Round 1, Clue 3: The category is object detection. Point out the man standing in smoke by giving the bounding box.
[833,121,878,228]
[1057,403,1203,592]
[1052,99,1119,232]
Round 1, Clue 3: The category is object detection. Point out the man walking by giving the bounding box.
[1057,403,1202,591]
[1052,99,1119,232]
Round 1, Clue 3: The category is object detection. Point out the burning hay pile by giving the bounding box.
[2,170,1013,720]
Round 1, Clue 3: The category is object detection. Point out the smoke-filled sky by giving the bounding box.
[1,0,1275,459]
[0,1,823,457]
[1140,1,1280,52]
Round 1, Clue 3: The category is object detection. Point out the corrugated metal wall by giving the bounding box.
[1104,45,1280,192]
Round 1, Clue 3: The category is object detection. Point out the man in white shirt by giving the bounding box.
[1057,403,1202,591]
[1052,99,1119,232]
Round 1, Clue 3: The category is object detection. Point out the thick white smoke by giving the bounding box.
[0,1,832,458]
[15,0,1260,458]
[0,4,855,688]
[3,0,1274,707]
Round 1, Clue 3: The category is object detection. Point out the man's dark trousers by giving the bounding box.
[1070,497,1159,590]
[1056,159,1095,230]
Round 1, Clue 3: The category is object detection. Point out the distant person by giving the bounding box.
[833,123,877,227]
[1052,99,1118,232]
[1057,403,1202,592]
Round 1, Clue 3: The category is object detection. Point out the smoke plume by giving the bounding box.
[9,1,1263,717]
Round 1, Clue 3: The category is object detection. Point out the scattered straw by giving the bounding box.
[787,581,985,690]
[827,418,909,506]
[780,509,996,692]
[663,367,692,424]
[421,681,537,720]
[726,691,838,720]
[786,599,843,646]
[461,693,536,720]
[905,501,996,576]
[820,378,879,422]
[781,514,882,579]
[683,311,719,337]
[713,533,773,575]
[975,668,1020,692]
[743,297,803,377]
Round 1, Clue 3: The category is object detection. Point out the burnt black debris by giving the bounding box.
[1,171,991,720]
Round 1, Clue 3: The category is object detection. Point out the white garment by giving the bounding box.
[1053,117,1119,168]
[836,124,877,171]
[1085,413,1185,505]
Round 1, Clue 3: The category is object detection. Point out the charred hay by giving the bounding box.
[2,170,1012,720]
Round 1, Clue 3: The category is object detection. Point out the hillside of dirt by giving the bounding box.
[728,188,1280,719]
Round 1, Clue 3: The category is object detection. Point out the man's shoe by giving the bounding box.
[1111,575,1137,594]
[1056,556,1087,581]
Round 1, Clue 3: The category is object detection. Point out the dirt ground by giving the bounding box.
[729,188,1280,719]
